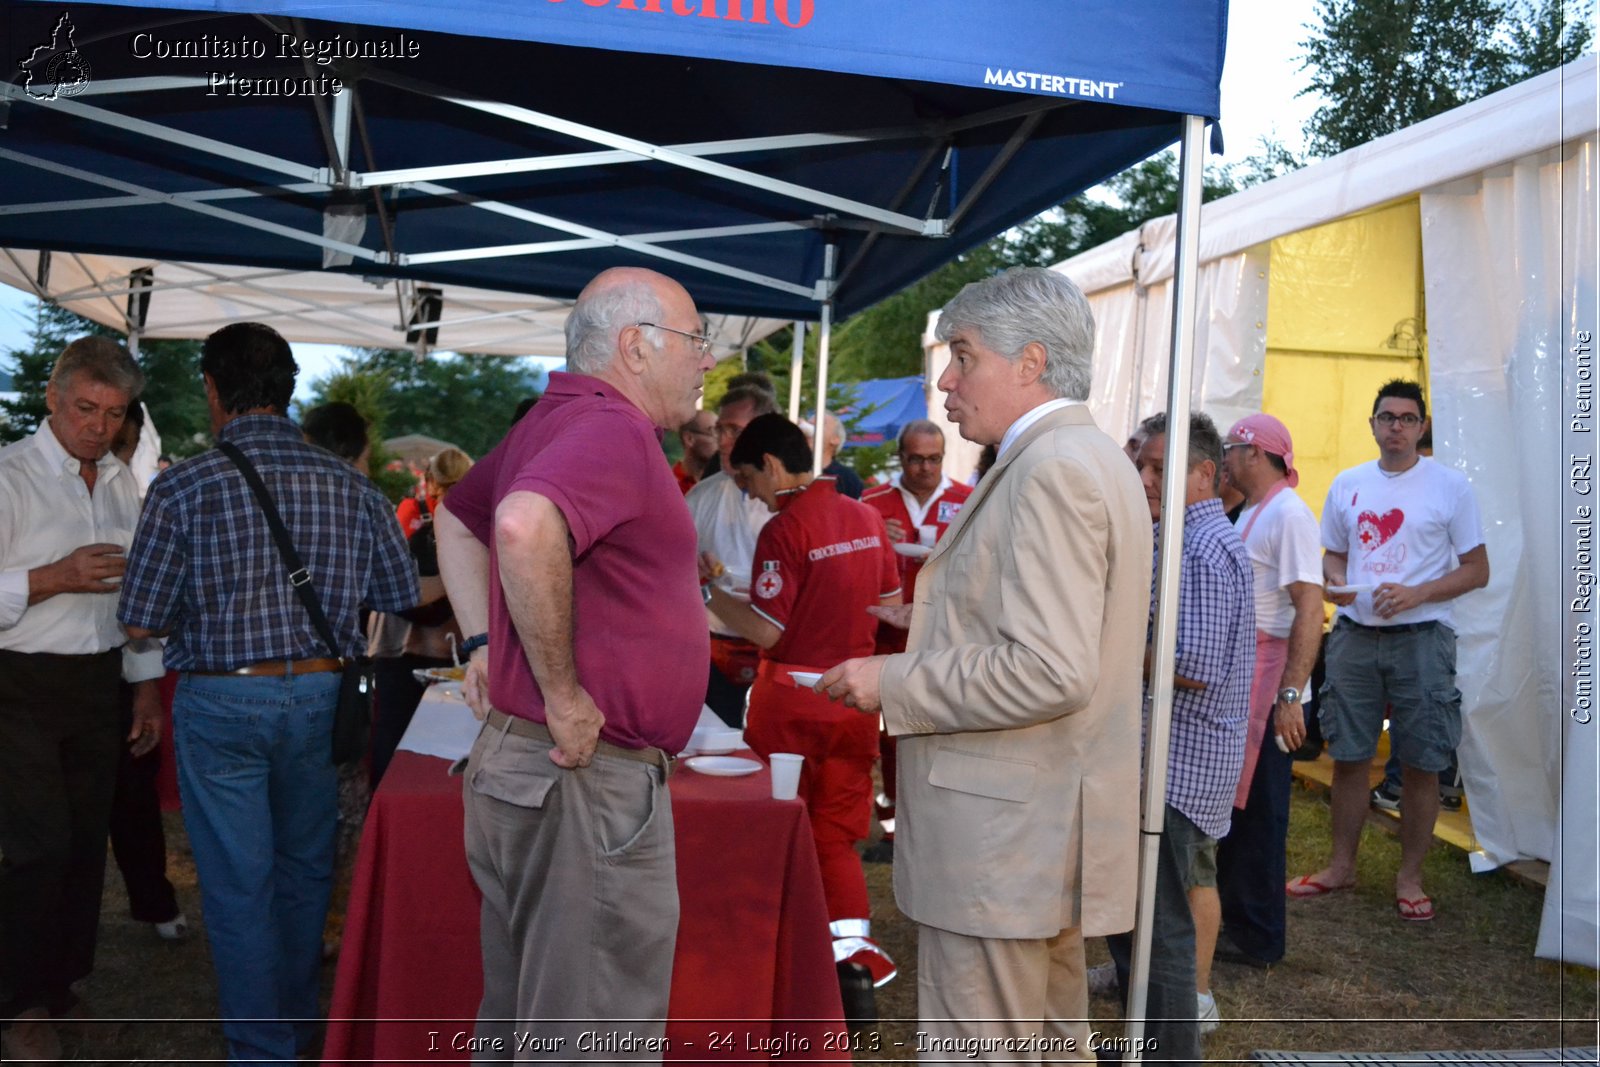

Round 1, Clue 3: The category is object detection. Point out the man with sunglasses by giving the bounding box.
[1289,379,1488,923]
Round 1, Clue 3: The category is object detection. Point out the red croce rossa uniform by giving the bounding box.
[861,476,972,654]
[743,478,898,945]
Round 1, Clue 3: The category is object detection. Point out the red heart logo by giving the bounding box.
[1356,509,1405,549]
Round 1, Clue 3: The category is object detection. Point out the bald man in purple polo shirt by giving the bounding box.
[436,267,715,1060]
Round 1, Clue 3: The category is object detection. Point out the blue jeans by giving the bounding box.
[174,671,341,1063]
[1105,805,1204,1067]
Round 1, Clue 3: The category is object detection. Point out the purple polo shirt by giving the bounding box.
[447,372,707,753]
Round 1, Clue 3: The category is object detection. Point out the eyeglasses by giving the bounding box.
[1373,412,1423,427]
[715,421,749,439]
[901,454,944,467]
[636,322,712,356]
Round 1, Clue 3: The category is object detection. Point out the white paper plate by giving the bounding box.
[684,756,762,777]
[892,542,932,559]
[1327,584,1373,595]
[788,671,822,688]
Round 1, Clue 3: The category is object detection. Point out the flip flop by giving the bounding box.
[1396,895,1436,922]
[1285,874,1355,898]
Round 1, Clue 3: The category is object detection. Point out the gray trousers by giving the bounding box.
[462,717,678,1063]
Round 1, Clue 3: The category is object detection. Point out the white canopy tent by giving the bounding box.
[0,249,787,360]
[924,56,1597,966]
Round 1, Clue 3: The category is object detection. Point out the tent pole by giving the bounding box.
[1123,113,1207,1062]
[788,321,807,422]
[811,243,837,476]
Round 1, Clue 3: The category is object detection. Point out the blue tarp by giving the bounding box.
[2,0,1228,320]
[837,376,927,449]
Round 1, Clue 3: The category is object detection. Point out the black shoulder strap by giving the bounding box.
[216,441,343,661]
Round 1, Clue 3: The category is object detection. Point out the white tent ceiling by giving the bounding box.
[0,248,788,359]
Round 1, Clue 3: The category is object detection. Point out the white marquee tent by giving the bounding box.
[923,55,1599,966]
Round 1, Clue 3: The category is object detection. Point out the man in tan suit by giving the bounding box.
[822,267,1150,1060]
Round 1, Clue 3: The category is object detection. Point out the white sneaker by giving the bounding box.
[1197,990,1221,1034]
[154,912,189,941]
[1086,961,1118,996]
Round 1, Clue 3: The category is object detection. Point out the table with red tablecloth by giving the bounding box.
[322,747,849,1064]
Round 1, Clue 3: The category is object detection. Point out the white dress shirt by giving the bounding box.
[997,398,1081,460]
[684,470,772,637]
[0,419,163,679]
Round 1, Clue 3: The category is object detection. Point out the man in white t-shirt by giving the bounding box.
[685,383,778,725]
[1288,380,1488,923]
[1216,414,1323,968]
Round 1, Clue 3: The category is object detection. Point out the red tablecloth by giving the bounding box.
[323,749,849,1064]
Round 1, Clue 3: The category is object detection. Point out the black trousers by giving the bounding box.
[0,648,121,1017]
[1215,727,1292,963]
[370,654,450,790]
[109,680,179,924]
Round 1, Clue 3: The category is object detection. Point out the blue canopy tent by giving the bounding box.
[836,376,928,450]
[2,0,1227,1046]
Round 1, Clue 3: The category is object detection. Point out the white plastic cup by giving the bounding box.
[769,753,804,800]
[918,524,938,548]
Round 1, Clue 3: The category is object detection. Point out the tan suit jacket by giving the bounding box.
[880,404,1151,940]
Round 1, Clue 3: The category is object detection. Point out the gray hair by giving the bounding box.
[50,335,144,400]
[1142,411,1224,493]
[934,266,1094,401]
[564,278,666,374]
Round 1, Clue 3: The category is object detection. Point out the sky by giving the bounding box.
[0,0,1322,401]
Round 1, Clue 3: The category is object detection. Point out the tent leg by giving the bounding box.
[1124,112,1208,1063]
[811,242,837,476]
[788,320,807,422]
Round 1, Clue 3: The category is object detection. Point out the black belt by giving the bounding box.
[1338,618,1440,635]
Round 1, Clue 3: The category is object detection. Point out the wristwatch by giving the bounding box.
[460,632,489,656]
[1277,687,1301,705]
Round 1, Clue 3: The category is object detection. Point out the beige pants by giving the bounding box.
[463,718,678,1063]
[916,924,1094,1064]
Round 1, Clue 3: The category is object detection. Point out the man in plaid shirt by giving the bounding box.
[119,322,417,1064]
[1101,411,1253,1063]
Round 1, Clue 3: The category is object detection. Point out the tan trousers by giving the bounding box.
[916,924,1094,1064]
[463,718,678,1063]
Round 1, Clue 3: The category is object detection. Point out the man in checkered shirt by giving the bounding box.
[119,322,417,1064]
[1102,410,1253,1062]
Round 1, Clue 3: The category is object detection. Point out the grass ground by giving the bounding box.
[59,781,1599,1064]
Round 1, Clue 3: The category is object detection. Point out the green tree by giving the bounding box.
[303,348,544,462]
[0,299,212,455]
[1300,0,1594,156]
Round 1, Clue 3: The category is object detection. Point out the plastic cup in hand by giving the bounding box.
[918,524,937,548]
[769,753,803,800]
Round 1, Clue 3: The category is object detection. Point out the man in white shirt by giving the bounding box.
[686,382,778,726]
[1289,380,1488,922]
[1215,414,1323,968]
[0,337,163,1062]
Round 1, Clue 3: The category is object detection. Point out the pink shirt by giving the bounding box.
[447,372,707,753]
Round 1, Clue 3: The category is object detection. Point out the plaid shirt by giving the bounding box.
[118,415,418,671]
[1148,497,1255,839]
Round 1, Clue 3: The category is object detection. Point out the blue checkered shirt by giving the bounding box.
[118,415,419,671]
[1148,497,1255,839]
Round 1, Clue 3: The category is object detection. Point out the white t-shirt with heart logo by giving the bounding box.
[1321,457,1484,627]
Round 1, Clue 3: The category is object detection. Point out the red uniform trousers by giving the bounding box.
[745,662,878,923]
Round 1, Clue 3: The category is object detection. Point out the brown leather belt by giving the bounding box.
[191,657,345,678]
[485,708,672,770]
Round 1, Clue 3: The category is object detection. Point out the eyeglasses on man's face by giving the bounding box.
[636,322,712,357]
[901,453,944,467]
[1372,412,1423,428]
